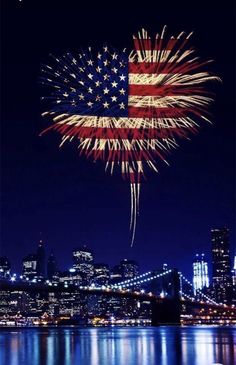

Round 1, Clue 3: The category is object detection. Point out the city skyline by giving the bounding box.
[1,0,235,284]
[1,226,235,284]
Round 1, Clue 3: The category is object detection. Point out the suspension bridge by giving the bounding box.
[1,267,235,325]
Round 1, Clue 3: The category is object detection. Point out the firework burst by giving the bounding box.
[41,26,220,245]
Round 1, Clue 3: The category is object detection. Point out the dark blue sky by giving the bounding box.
[1,0,235,279]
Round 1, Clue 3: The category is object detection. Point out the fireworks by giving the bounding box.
[41,26,220,245]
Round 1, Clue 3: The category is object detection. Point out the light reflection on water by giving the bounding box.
[0,326,235,365]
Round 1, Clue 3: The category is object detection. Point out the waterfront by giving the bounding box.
[0,326,235,365]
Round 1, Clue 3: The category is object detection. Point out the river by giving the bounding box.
[0,326,235,365]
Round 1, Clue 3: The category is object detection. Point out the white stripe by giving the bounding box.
[128,95,212,108]
[129,50,194,63]
[51,114,197,129]
[129,72,215,85]
[79,138,176,151]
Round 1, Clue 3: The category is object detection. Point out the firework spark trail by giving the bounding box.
[40,27,220,245]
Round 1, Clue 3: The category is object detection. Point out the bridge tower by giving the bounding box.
[151,269,181,325]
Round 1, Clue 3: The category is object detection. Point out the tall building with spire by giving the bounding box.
[193,253,209,294]
[211,227,232,304]
[36,238,46,279]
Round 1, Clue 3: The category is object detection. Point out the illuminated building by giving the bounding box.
[120,259,139,279]
[36,239,46,279]
[232,256,236,286]
[59,269,82,285]
[193,254,209,294]
[211,227,232,304]
[47,253,58,280]
[0,257,11,279]
[93,264,110,286]
[110,265,122,284]
[72,245,94,285]
[232,256,236,304]
[22,254,38,281]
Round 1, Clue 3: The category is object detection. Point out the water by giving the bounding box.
[0,326,235,365]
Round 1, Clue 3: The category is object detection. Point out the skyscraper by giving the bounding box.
[72,245,94,285]
[47,253,58,280]
[93,264,110,286]
[120,259,139,280]
[36,239,46,279]
[22,254,38,280]
[232,256,236,304]
[211,228,232,304]
[192,253,209,294]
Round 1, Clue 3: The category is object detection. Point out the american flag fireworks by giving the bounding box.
[41,26,220,245]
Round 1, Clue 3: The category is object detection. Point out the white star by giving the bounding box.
[88,87,93,94]
[111,96,117,102]
[96,66,102,73]
[95,81,102,87]
[63,92,69,97]
[88,73,94,80]
[112,67,118,74]
[103,74,110,80]
[87,60,94,66]
[112,53,118,60]
[111,81,118,88]
[103,87,109,94]
[79,67,85,73]
[103,101,109,108]
[103,46,108,52]
[79,94,84,100]
[79,80,84,86]
[87,101,93,107]
[95,95,101,101]
[119,102,125,109]
[119,74,126,81]
[119,88,126,95]
[103,59,109,66]
[97,53,102,59]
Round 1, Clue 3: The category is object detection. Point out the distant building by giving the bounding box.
[72,245,94,285]
[192,253,209,294]
[47,253,58,280]
[232,256,236,286]
[120,259,139,280]
[110,265,123,284]
[0,257,11,279]
[232,256,236,304]
[211,228,232,304]
[36,239,46,279]
[59,270,82,285]
[22,254,38,281]
[93,264,110,286]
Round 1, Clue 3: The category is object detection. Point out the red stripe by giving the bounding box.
[128,62,203,74]
[128,106,190,118]
[128,84,205,96]
[133,39,177,51]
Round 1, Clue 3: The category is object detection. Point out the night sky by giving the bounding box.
[1,0,235,279]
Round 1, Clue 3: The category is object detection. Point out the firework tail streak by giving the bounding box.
[40,26,220,245]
